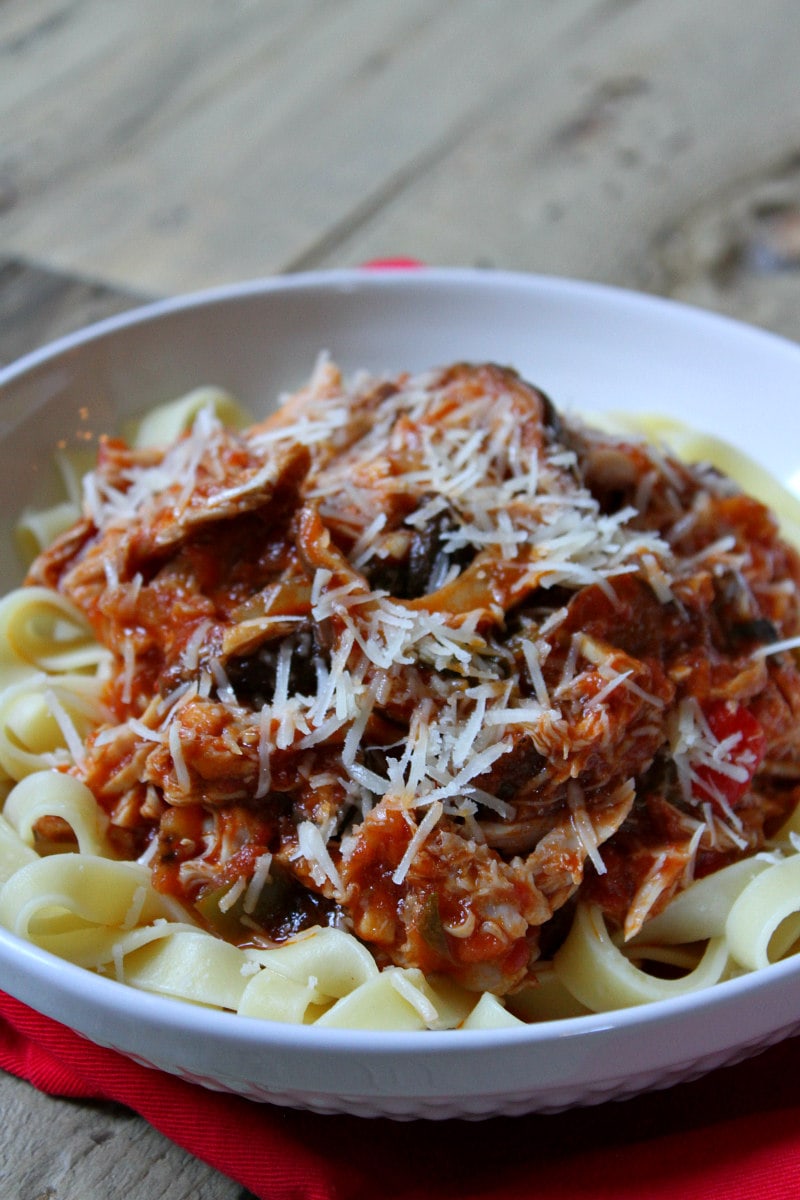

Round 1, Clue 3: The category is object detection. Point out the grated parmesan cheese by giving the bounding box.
[296,821,343,892]
[168,720,191,793]
[392,801,444,885]
[43,358,800,996]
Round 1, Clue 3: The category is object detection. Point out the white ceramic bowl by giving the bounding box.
[2,268,800,1119]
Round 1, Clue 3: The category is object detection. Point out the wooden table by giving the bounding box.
[2,1,800,1194]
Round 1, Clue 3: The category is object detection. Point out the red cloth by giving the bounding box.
[2,989,800,1199]
[360,257,425,270]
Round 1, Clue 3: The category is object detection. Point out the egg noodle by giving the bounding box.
[2,360,800,1031]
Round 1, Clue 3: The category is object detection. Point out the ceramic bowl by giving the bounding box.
[2,268,800,1118]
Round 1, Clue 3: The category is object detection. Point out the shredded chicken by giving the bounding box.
[28,361,800,992]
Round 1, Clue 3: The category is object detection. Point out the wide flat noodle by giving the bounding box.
[553,904,730,1011]
[16,502,81,565]
[628,856,773,945]
[593,411,800,547]
[0,673,108,778]
[726,856,800,970]
[4,772,115,858]
[0,587,109,684]
[0,854,172,938]
[0,813,38,884]
[129,386,249,448]
[245,926,379,998]
[313,966,474,1031]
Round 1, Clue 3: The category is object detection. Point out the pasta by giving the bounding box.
[2,357,800,1031]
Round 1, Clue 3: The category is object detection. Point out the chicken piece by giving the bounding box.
[340,800,551,992]
[340,780,634,993]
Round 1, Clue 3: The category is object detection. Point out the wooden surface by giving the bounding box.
[2,1,800,1196]
[3,0,800,336]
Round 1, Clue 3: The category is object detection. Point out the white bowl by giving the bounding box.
[2,267,800,1119]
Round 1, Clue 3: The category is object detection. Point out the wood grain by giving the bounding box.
[312,0,800,335]
[0,0,622,292]
[0,257,147,366]
[0,1071,245,1199]
[1,0,800,338]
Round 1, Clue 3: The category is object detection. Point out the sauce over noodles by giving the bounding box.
[16,360,800,1004]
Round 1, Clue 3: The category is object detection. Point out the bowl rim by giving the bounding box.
[4,264,800,389]
[3,912,800,1056]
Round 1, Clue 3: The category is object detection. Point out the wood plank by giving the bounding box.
[0,257,148,367]
[309,0,800,339]
[658,156,800,342]
[0,1070,244,1199]
[0,0,607,293]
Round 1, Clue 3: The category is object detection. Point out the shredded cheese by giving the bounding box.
[41,357,800,997]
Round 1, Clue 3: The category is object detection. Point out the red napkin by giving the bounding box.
[2,989,800,1200]
[360,257,426,270]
